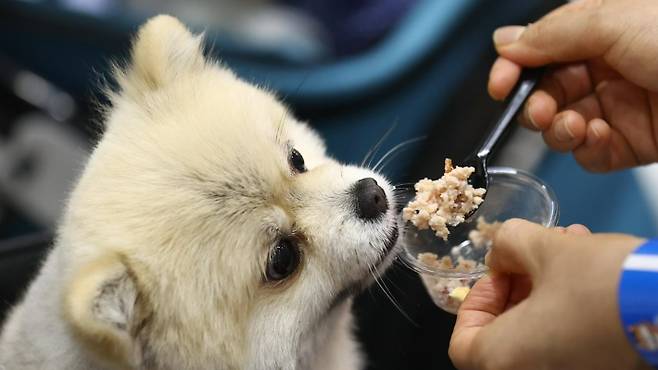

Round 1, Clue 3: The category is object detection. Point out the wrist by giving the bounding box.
[619,239,658,369]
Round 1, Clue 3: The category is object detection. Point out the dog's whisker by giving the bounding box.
[371,265,396,302]
[393,183,415,191]
[372,136,426,173]
[375,145,415,174]
[277,71,311,106]
[394,254,416,271]
[381,273,406,297]
[365,264,381,301]
[360,120,399,168]
[368,264,390,298]
[368,264,418,326]
[275,110,288,145]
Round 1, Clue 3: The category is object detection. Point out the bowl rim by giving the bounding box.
[399,166,559,277]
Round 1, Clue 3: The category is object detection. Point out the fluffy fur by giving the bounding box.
[0,15,400,370]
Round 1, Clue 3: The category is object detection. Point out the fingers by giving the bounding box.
[555,224,591,235]
[451,220,590,370]
[449,273,511,370]
[492,62,593,120]
[572,118,643,173]
[487,219,593,279]
[518,90,557,130]
[530,92,602,153]
[493,2,616,66]
[595,79,658,165]
[573,118,611,172]
[487,219,555,277]
[488,0,618,101]
[505,274,532,310]
[517,63,593,125]
[541,64,593,110]
[565,223,591,235]
[488,57,521,101]
[541,110,588,152]
[457,273,511,324]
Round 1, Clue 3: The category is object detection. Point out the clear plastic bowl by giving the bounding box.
[400,167,559,314]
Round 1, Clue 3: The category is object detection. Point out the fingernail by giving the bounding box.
[526,101,540,129]
[595,80,608,94]
[484,251,492,267]
[554,116,575,142]
[493,26,525,46]
[586,123,602,146]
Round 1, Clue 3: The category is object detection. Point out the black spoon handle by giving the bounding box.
[476,67,545,161]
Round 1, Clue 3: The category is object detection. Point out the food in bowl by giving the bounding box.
[468,217,501,249]
[402,159,486,240]
[416,217,499,312]
[402,167,559,314]
[418,255,476,313]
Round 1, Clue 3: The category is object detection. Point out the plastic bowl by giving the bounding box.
[400,167,559,313]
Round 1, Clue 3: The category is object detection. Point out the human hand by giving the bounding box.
[448,219,650,370]
[488,0,658,172]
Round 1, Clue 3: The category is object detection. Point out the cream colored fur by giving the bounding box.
[0,15,400,370]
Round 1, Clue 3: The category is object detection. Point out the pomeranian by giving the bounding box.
[0,15,400,370]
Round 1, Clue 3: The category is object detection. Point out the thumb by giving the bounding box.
[493,2,618,66]
[486,219,561,278]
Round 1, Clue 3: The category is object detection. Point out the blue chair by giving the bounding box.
[1,0,556,184]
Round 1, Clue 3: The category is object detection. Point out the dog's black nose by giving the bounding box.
[353,178,388,220]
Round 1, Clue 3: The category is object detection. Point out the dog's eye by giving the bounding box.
[266,238,300,281]
[289,148,306,174]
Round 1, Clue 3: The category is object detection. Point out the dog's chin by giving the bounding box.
[361,224,400,287]
[326,223,400,313]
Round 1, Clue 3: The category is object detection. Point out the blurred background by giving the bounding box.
[0,0,657,369]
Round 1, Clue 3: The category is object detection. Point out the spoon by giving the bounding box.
[462,67,544,214]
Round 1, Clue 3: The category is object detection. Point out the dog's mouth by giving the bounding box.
[326,221,400,313]
[374,224,399,269]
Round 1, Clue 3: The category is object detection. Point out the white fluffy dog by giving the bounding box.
[0,15,401,370]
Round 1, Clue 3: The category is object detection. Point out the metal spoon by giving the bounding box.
[462,67,544,214]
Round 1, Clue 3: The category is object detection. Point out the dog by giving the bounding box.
[0,15,401,370]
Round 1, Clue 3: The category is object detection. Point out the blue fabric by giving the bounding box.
[280,0,418,55]
[619,239,658,367]
[224,0,481,103]
[243,0,548,180]
[0,0,544,183]
[536,152,658,237]
[0,0,480,100]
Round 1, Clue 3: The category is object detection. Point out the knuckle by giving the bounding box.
[500,218,526,233]
[471,337,514,370]
[586,8,608,42]
[637,150,656,166]
[574,154,607,173]
[470,336,489,370]
[536,229,553,253]
[522,21,541,43]
[516,107,532,128]
[542,133,571,153]
[448,344,467,369]
[580,0,604,10]
[493,218,524,246]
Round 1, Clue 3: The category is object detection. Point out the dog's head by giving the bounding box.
[61,16,399,370]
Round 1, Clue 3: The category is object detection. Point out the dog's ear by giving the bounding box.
[121,15,206,92]
[64,254,148,368]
